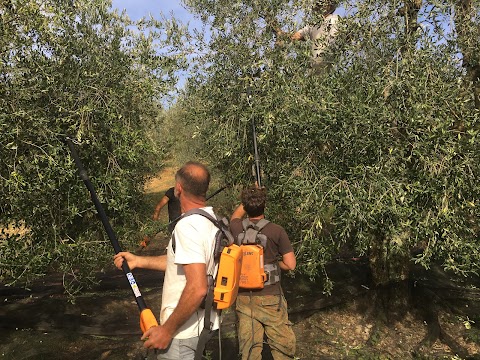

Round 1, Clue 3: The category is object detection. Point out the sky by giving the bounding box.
[110,0,199,26]
[110,0,203,98]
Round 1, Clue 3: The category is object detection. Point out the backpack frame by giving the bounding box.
[237,218,280,289]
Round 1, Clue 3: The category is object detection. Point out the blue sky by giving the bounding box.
[110,0,203,96]
[111,0,198,25]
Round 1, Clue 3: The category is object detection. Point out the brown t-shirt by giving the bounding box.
[230,218,294,296]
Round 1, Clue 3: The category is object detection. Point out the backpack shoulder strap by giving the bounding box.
[182,208,219,224]
[255,219,270,231]
[187,210,232,359]
[254,219,269,248]
[170,209,235,359]
[241,218,270,231]
[172,208,233,253]
[241,218,251,231]
[238,218,270,247]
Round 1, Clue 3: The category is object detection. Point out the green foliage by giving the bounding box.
[0,0,185,288]
[179,0,480,289]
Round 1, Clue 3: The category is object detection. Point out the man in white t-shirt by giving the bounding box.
[114,161,219,359]
[291,2,339,75]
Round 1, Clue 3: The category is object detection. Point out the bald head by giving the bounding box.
[175,161,211,199]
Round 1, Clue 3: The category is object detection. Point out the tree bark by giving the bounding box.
[369,234,411,321]
[455,0,480,110]
[397,0,423,36]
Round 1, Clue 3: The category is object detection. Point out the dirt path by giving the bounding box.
[0,258,369,360]
[143,165,177,194]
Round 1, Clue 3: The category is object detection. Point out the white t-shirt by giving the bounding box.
[160,206,220,339]
[298,14,339,61]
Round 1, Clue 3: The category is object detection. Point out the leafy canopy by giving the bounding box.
[180,0,480,289]
[0,0,187,291]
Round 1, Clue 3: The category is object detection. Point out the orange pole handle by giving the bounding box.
[140,308,159,333]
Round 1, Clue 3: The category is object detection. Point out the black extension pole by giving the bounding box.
[65,138,157,333]
[206,184,229,201]
[247,85,262,187]
[252,117,262,188]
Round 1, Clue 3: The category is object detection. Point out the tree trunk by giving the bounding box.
[398,0,423,37]
[368,234,411,322]
[455,0,480,110]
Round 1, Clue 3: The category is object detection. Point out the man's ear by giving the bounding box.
[174,182,182,198]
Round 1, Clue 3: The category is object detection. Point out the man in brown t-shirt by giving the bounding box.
[230,186,296,360]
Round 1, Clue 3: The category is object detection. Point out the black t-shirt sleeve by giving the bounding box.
[165,187,175,200]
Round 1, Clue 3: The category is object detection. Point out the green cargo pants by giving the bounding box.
[236,294,296,360]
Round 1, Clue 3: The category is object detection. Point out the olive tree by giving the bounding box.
[0,0,186,292]
[180,0,479,332]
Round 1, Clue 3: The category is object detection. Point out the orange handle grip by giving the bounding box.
[140,308,158,333]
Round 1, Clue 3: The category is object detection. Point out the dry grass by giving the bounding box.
[143,164,178,194]
[0,221,29,238]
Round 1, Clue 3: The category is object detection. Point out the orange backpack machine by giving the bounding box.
[238,243,266,289]
[213,242,243,308]
[172,209,242,310]
[237,219,280,289]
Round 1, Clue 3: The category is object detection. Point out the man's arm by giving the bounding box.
[279,251,296,271]
[152,195,169,220]
[266,16,304,42]
[231,203,246,221]
[291,31,305,41]
[114,252,167,272]
[141,263,208,349]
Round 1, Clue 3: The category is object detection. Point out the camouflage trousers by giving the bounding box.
[236,294,296,360]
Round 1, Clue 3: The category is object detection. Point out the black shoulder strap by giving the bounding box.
[169,209,222,360]
[176,209,230,360]
[181,209,234,257]
[182,208,220,224]
[195,276,215,360]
